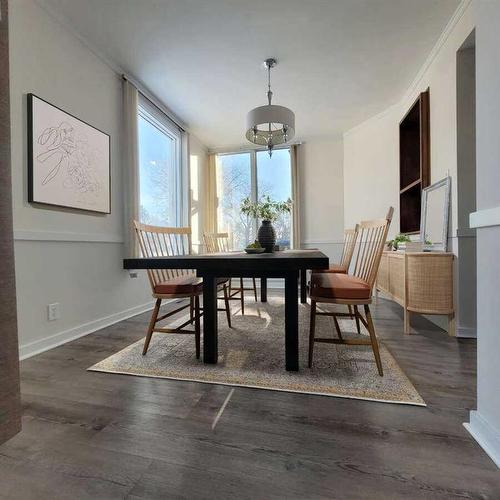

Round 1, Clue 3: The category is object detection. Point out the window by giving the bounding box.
[138,97,183,227]
[256,149,292,249]
[216,152,253,250]
[216,148,293,249]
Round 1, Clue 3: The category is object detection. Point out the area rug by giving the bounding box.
[89,297,425,406]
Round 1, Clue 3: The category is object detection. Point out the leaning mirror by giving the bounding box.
[420,177,451,251]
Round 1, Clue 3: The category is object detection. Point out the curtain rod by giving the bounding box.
[208,142,303,156]
[122,74,187,132]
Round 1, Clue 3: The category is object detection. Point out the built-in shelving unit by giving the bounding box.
[399,89,430,233]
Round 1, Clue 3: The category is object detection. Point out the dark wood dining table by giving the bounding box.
[123,249,329,371]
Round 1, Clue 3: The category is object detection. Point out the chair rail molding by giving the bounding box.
[469,206,500,229]
[14,229,124,243]
[300,239,343,245]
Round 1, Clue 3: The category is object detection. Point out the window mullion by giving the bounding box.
[250,150,258,236]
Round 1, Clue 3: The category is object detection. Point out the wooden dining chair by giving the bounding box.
[318,226,359,274]
[134,222,231,356]
[308,208,394,376]
[312,225,359,321]
[203,232,258,315]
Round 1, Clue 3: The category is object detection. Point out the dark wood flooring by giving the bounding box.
[1,295,499,499]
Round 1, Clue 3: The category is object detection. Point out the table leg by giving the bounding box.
[300,269,307,304]
[202,275,218,364]
[260,277,267,302]
[285,271,299,371]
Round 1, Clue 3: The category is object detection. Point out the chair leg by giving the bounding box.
[195,295,201,359]
[308,300,317,368]
[223,284,232,328]
[332,313,343,340]
[190,296,194,324]
[364,304,383,376]
[240,277,245,315]
[252,277,258,302]
[348,304,354,318]
[143,298,161,355]
[354,305,361,334]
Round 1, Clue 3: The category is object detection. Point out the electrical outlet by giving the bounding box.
[48,303,61,321]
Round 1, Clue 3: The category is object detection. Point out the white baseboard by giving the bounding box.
[457,325,477,338]
[464,410,500,468]
[19,301,156,360]
[18,281,289,361]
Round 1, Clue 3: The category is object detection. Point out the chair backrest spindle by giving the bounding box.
[203,232,231,254]
[133,221,193,292]
[339,225,359,271]
[352,207,394,290]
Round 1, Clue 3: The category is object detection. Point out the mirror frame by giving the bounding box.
[420,176,451,252]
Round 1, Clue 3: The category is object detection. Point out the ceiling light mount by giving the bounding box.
[245,57,295,157]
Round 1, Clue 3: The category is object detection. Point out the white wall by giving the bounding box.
[464,0,500,469]
[344,105,400,237]
[9,0,179,358]
[299,136,344,262]
[343,2,476,336]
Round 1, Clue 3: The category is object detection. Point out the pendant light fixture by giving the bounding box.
[245,58,295,157]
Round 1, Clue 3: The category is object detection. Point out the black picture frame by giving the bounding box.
[27,93,111,214]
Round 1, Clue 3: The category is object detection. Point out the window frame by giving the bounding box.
[216,145,293,247]
[138,95,186,227]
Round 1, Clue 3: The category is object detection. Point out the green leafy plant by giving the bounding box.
[240,195,292,222]
[388,234,411,251]
[246,240,262,249]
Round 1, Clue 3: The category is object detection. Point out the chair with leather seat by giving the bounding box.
[313,225,360,325]
[308,208,393,375]
[134,221,231,356]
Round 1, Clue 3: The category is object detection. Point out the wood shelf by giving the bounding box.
[399,179,421,194]
[399,89,430,234]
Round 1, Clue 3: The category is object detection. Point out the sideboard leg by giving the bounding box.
[404,309,411,334]
[448,313,456,337]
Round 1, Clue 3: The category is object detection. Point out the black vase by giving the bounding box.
[257,220,276,253]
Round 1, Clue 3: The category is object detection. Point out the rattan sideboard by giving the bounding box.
[376,251,455,335]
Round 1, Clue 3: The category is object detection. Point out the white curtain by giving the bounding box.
[182,130,190,227]
[204,153,218,236]
[123,79,140,257]
[290,144,301,249]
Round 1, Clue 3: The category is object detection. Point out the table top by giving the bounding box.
[124,249,329,275]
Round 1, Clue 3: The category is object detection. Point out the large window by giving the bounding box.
[138,97,183,226]
[216,152,253,250]
[216,148,293,249]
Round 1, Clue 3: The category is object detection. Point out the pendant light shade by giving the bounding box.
[245,58,295,156]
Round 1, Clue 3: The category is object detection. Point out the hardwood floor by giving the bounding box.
[1,295,499,499]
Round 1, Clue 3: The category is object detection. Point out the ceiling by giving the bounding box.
[41,0,460,148]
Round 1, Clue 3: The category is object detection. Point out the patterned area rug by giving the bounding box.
[89,297,425,406]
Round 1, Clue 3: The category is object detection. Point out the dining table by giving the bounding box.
[123,249,329,371]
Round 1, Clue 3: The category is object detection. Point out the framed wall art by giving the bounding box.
[27,93,111,214]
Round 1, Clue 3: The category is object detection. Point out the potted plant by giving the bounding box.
[240,195,293,252]
[387,234,411,251]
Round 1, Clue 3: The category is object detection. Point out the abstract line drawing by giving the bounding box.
[37,122,101,195]
[28,94,110,214]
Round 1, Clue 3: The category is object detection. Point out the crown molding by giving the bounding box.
[403,0,473,102]
[344,0,473,138]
